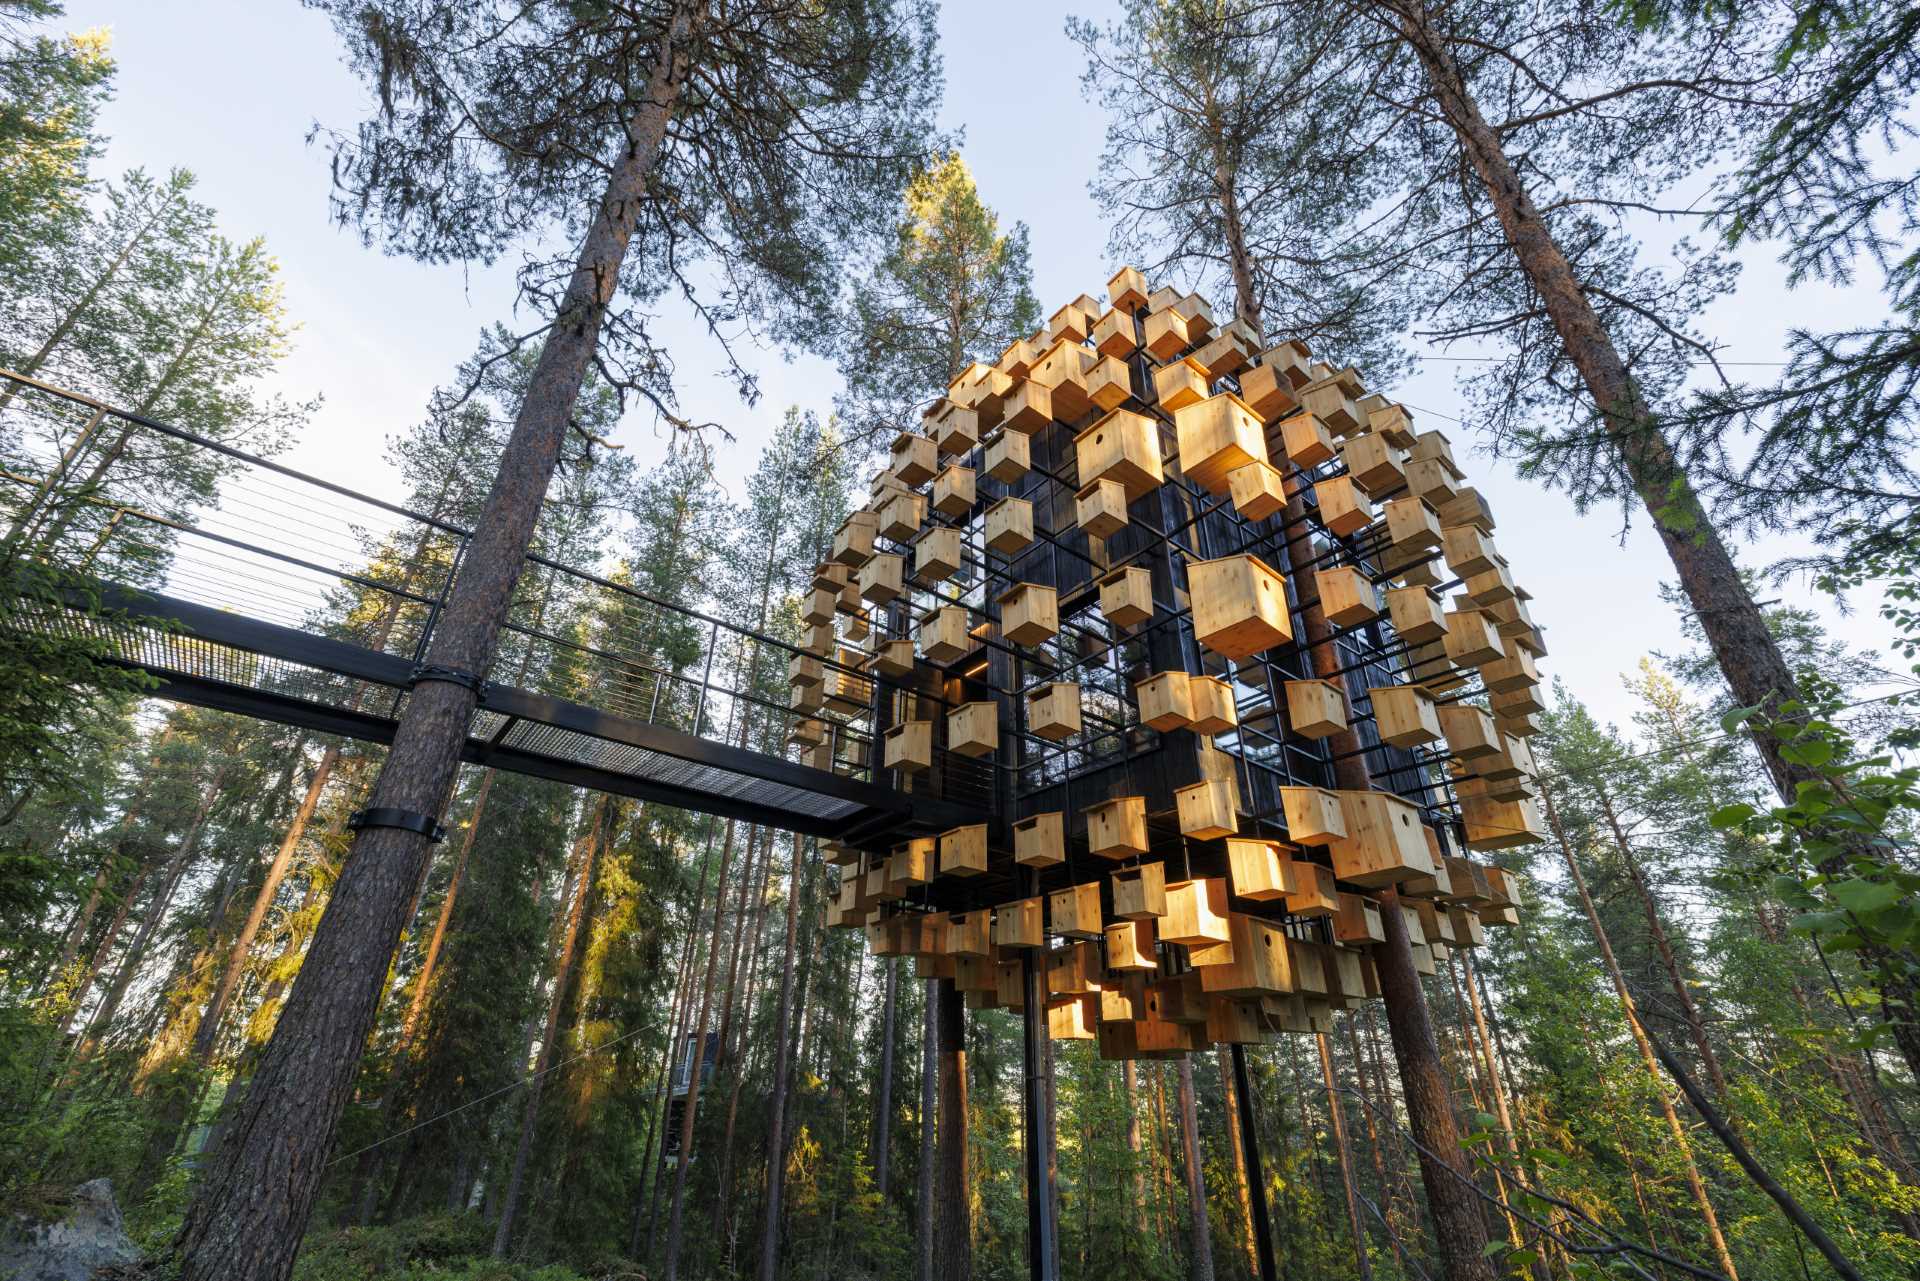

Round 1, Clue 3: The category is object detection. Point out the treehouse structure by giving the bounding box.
[800,266,1548,1277]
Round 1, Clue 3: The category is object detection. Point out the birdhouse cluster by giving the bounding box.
[812,264,1548,1058]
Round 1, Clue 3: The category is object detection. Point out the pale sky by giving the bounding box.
[64,0,1910,736]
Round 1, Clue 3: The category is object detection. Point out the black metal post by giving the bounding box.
[1232,1043,1279,1281]
[1019,944,1059,1281]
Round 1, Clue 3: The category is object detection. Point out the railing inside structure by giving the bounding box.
[0,369,982,840]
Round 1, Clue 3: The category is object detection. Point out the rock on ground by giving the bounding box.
[0,1179,141,1281]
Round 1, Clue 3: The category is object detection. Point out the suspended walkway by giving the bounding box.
[0,370,979,843]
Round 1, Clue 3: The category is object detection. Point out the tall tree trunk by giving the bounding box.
[1540,782,1741,1280]
[1382,0,1920,1079]
[1215,1046,1256,1274]
[932,976,970,1281]
[1124,1058,1147,1237]
[917,975,937,1281]
[873,955,899,1200]
[171,13,700,1276]
[492,799,608,1257]
[711,826,775,1237]
[1317,1030,1373,1281]
[1176,1055,1215,1281]
[755,834,807,1281]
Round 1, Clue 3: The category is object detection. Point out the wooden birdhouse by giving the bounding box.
[832,509,877,567]
[1047,995,1098,1041]
[1226,838,1288,901]
[1187,675,1237,735]
[1200,914,1293,998]
[891,837,935,886]
[1385,584,1447,643]
[1406,456,1459,506]
[1048,941,1101,994]
[1279,786,1347,845]
[1367,401,1416,447]
[1340,432,1405,495]
[1369,684,1442,747]
[1111,861,1167,920]
[1287,939,1332,997]
[944,910,991,957]
[877,490,924,542]
[790,717,825,747]
[1299,380,1361,435]
[1142,306,1189,360]
[1438,486,1496,533]
[919,605,970,665]
[1049,881,1103,939]
[983,428,1030,482]
[940,823,989,877]
[1315,566,1380,628]
[1098,565,1154,628]
[1106,918,1158,970]
[998,582,1059,645]
[1029,339,1094,419]
[1443,857,1493,906]
[1238,363,1299,422]
[1285,679,1348,739]
[1384,496,1442,551]
[1086,354,1133,412]
[1174,293,1215,339]
[914,527,963,583]
[1174,393,1267,494]
[1176,778,1238,840]
[788,652,823,688]
[1441,524,1496,577]
[890,432,937,487]
[994,897,1044,950]
[1161,877,1230,948]
[1328,790,1437,888]
[1089,309,1135,363]
[1049,298,1098,345]
[1334,892,1385,946]
[1192,330,1252,380]
[868,638,914,679]
[883,720,932,772]
[1314,474,1375,537]
[790,680,825,714]
[1108,265,1149,312]
[931,464,975,518]
[857,553,904,605]
[932,404,979,456]
[802,586,836,626]
[1153,357,1210,412]
[1086,795,1149,859]
[1101,975,1149,1023]
[1014,811,1065,867]
[1025,682,1082,741]
[1444,605,1504,667]
[1148,972,1209,1025]
[984,497,1034,555]
[1075,408,1164,498]
[1075,478,1129,539]
[1187,554,1292,659]
[1466,559,1517,607]
[1483,638,1539,694]
[1207,996,1268,1044]
[1228,459,1287,521]
[948,701,997,758]
[1000,379,1053,435]
[1283,859,1340,918]
[1135,671,1194,732]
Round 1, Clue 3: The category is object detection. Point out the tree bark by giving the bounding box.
[755,834,807,1281]
[1317,1030,1374,1281]
[932,976,970,1281]
[171,10,700,1275]
[917,975,937,1281]
[874,955,899,1199]
[1124,1058,1147,1237]
[1216,1046,1256,1273]
[1176,1055,1215,1281]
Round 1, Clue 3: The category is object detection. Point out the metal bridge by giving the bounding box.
[0,370,980,843]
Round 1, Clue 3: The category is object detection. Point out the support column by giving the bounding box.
[1230,1043,1277,1281]
[1019,947,1060,1281]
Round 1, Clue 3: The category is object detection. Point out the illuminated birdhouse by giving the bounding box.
[983,428,1030,482]
[883,720,932,772]
[1226,838,1288,902]
[1086,354,1133,412]
[1187,554,1292,659]
[1280,785,1347,846]
[1076,478,1129,539]
[914,527,963,583]
[1176,778,1238,840]
[1369,684,1441,747]
[1098,565,1153,628]
[1108,265,1149,312]
[1142,306,1189,360]
[1106,918,1158,971]
[1174,293,1215,339]
[1086,795,1149,860]
[1444,606,1505,667]
[890,432,937,486]
[1285,679,1348,739]
[1314,474,1374,537]
[1075,408,1164,498]
[1025,682,1082,741]
[1174,393,1267,494]
[1047,994,1098,1041]
[1048,941,1101,994]
[1161,877,1230,947]
[1153,357,1210,412]
[1238,363,1299,422]
[1328,790,1437,888]
[998,582,1059,645]
[1315,566,1380,628]
[1187,675,1237,735]
[939,823,989,877]
[1000,379,1053,435]
[1200,914,1294,998]
[1228,459,1286,520]
[984,497,1034,554]
[1383,496,1442,551]
[877,490,924,542]
[1192,330,1251,380]
[1101,974,1150,1023]
[1340,432,1405,495]
[1334,892,1385,946]
[1049,881,1103,938]
[1111,861,1167,920]
[857,553,903,605]
[1092,307,1137,359]
[1284,859,1340,918]
[1135,671,1194,732]
[919,605,971,664]
[890,837,935,886]
[931,464,975,518]
[1050,295,1100,344]
[1029,339,1094,419]
[1014,811,1065,867]
[948,701,997,758]
[832,509,877,567]
[994,897,1044,950]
